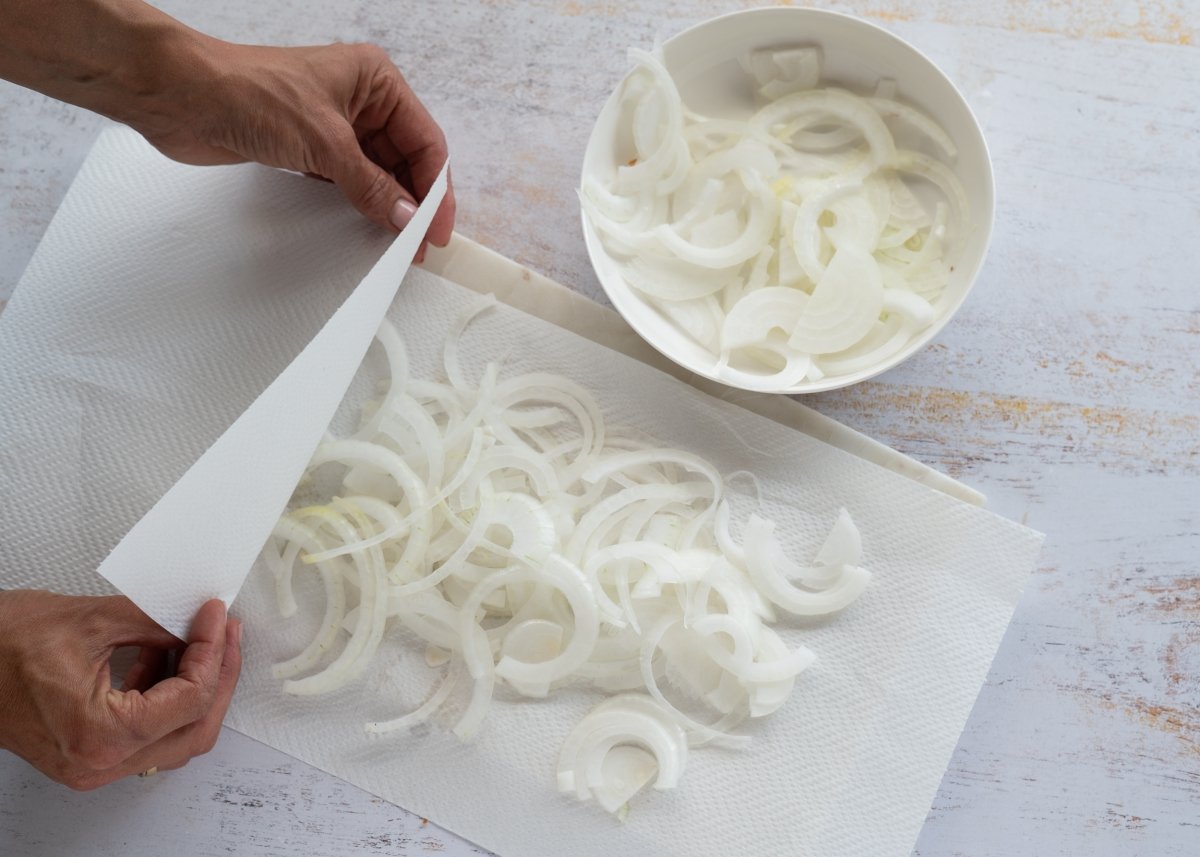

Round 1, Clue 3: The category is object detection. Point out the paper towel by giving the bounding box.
[229,271,1041,857]
[95,157,447,637]
[0,127,446,637]
[0,127,1043,857]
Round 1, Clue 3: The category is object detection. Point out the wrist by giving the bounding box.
[94,13,226,137]
[0,1,227,137]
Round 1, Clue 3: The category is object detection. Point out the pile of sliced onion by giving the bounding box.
[583,46,969,388]
[265,303,870,815]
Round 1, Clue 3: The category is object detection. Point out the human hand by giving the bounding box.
[0,2,453,257]
[133,38,455,261]
[0,591,242,790]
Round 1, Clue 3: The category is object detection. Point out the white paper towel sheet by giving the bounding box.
[0,128,1043,857]
[94,151,447,637]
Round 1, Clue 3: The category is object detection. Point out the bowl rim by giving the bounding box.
[580,6,996,395]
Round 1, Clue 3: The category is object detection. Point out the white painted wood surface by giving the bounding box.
[1,2,1197,855]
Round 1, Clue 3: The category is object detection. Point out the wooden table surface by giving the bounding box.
[2,2,1197,855]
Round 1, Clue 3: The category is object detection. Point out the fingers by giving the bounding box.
[121,646,168,694]
[345,47,455,245]
[103,600,229,751]
[137,617,242,770]
[320,127,421,234]
[382,95,455,249]
[359,132,428,260]
[69,617,244,790]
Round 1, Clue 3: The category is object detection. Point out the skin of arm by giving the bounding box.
[0,0,456,253]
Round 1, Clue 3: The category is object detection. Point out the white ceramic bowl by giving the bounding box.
[580,7,994,393]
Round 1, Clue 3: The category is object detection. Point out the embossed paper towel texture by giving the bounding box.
[0,127,446,636]
[0,128,391,603]
[0,129,1043,857]
[229,272,1042,857]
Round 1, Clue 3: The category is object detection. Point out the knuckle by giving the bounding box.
[109,691,161,746]
[190,726,220,759]
[62,772,95,792]
[309,118,356,175]
[351,42,390,66]
[66,735,124,772]
[224,643,244,679]
[200,682,219,713]
[310,119,342,158]
[63,733,98,767]
[425,139,449,169]
[188,673,220,719]
[356,170,395,212]
[55,759,106,791]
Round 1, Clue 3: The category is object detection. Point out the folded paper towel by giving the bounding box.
[0,127,1042,857]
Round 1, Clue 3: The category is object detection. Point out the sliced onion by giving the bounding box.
[268,300,873,811]
[269,517,348,680]
[891,148,970,233]
[721,286,810,351]
[640,615,752,748]
[615,48,689,196]
[652,170,779,269]
[557,693,688,812]
[366,660,460,735]
[867,96,957,159]
[581,45,965,385]
[788,247,884,355]
[622,253,737,302]
[752,88,896,175]
[743,514,870,616]
[282,503,390,695]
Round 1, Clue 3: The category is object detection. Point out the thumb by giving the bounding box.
[321,128,420,233]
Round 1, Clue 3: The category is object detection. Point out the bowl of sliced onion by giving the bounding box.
[580,7,993,393]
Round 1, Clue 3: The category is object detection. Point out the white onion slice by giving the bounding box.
[366,660,460,735]
[622,253,737,302]
[813,508,862,569]
[716,346,811,392]
[816,315,913,377]
[652,171,779,269]
[720,285,810,351]
[867,96,957,159]
[269,517,348,681]
[616,49,689,196]
[891,148,969,232]
[640,615,752,748]
[752,88,896,175]
[458,555,600,691]
[282,504,390,695]
[743,514,870,616]
[786,246,884,355]
[557,693,688,812]
[692,614,816,684]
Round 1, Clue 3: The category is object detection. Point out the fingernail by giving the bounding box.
[389,199,418,231]
[232,619,244,646]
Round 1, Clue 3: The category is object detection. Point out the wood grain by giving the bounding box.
[1,2,1197,855]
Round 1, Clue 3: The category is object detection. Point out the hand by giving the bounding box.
[133,39,456,261]
[0,591,242,790]
[0,3,452,255]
